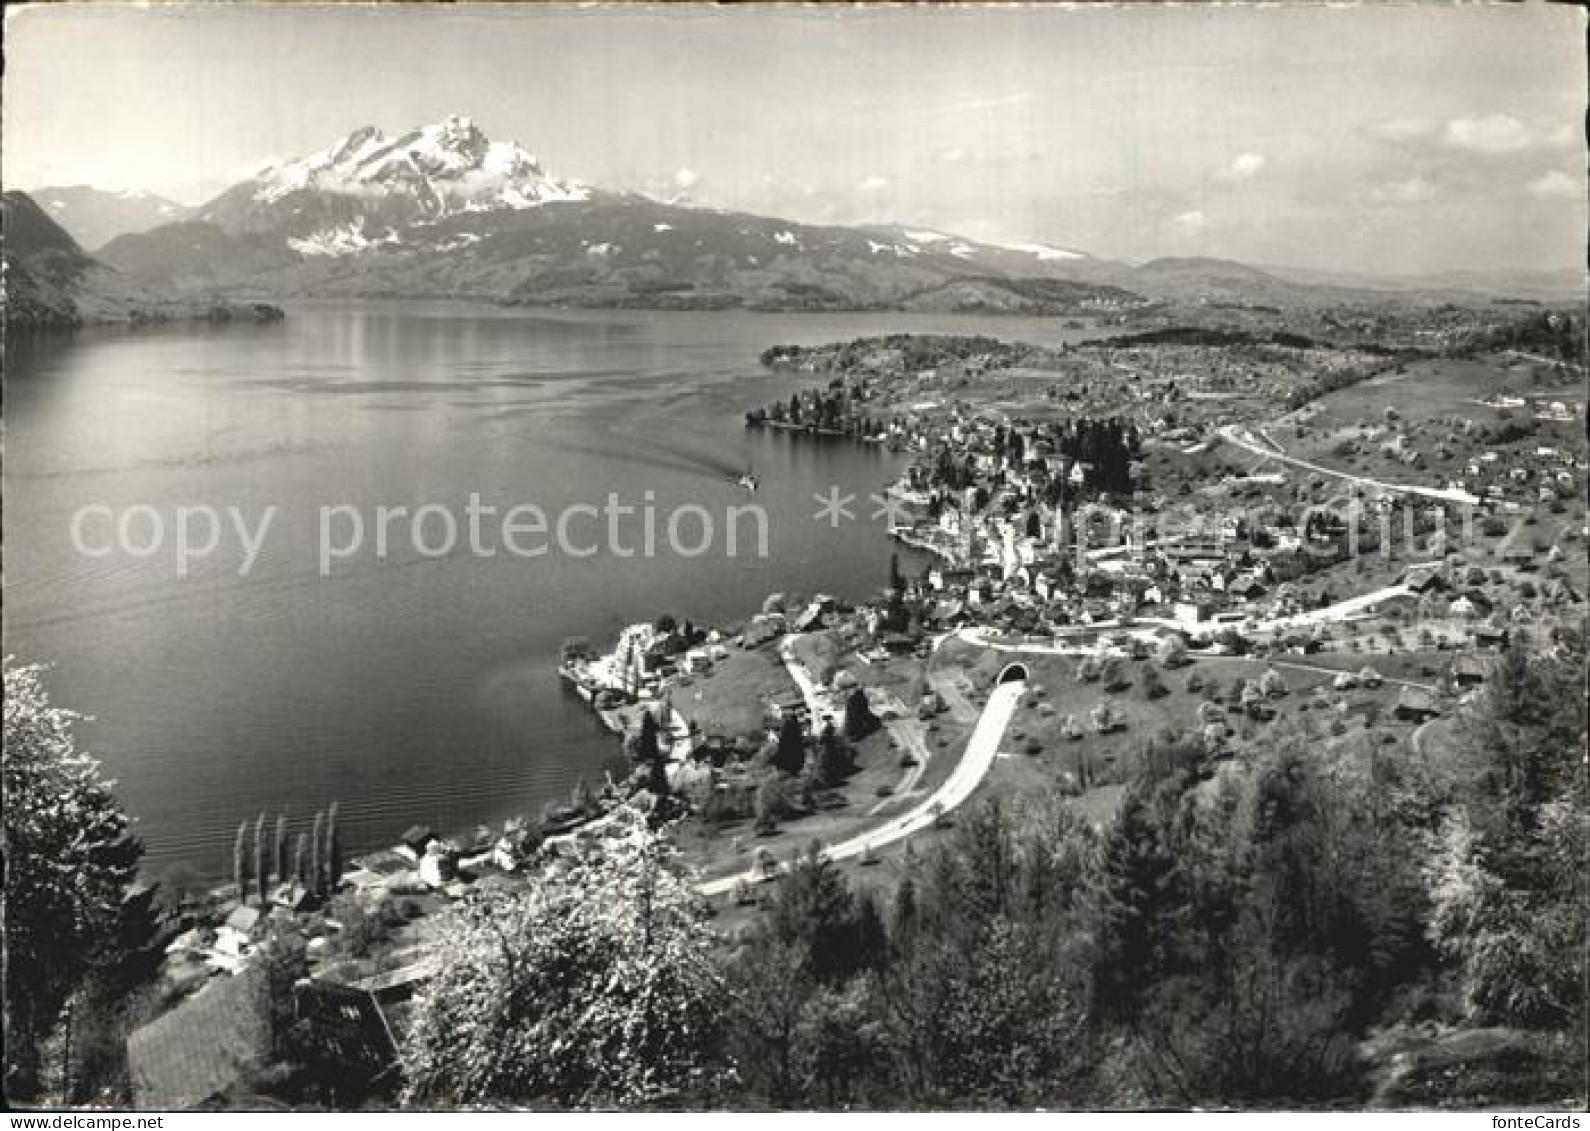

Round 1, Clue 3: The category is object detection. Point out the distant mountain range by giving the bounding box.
[1256,262,1587,302]
[30,185,190,252]
[83,116,1142,313]
[25,115,1586,315]
[0,191,281,330]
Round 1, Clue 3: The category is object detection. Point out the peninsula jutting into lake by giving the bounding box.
[3,2,1586,1117]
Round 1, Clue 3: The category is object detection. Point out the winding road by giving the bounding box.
[1217,425,1480,506]
[697,677,1025,897]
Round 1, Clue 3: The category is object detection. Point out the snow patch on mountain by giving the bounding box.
[773,230,800,247]
[287,224,401,257]
[1002,241,1085,261]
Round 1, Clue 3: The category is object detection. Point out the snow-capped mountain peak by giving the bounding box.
[247,116,587,215]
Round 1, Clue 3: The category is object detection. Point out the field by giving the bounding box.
[932,634,1459,805]
[1284,355,1581,433]
[672,642,795,741]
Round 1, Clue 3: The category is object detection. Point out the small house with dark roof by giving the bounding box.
[1473,623,1510,651]
[1393,686,1441,723]
[1501,540,1539,571]
[400,826,437,857]
[1450,653,1489,689]
[1402,561,1448,594]
[1227,573,1268,601]
[292,979,398,1094]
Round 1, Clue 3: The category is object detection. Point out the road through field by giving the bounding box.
[697,677,1024,897]
[1217,425,1481,506]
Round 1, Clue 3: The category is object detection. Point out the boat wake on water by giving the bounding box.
[528,427,755,490]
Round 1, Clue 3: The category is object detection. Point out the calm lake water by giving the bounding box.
[4,301,1088,877]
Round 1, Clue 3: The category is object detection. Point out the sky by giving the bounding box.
[4,2,1585,275]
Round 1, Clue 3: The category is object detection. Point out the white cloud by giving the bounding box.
[673,167,701,190]
[1173,209,1207,234]
[1214,152,1266,183]
[856,174,890,195]
[1370,176,1438,204]
[1528,169,1582,199]
[1443,114,1550,155]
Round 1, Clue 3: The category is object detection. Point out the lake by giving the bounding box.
[3,301,1087,877]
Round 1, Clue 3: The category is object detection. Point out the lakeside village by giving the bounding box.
[119,313,1587,1108]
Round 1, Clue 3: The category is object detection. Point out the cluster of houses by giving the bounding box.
[873,394,1586,664]
[1457,439,1584,509]
[756,331,1409,461]
[127,816,573,1108]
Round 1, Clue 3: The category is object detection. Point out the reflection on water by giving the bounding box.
[3,301,1087,874]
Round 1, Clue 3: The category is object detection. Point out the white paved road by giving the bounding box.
[1217,425,1480,506]
[697,678,1025,897]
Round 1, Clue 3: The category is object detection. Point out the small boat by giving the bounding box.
[736,466,759,493]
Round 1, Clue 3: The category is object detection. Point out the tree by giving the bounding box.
[724,935,815,1105]
[310,811,326,896]
[891,872,919,949]
[274,815,290,892]
[843,687,880,742]
[1157,635,1190,668]
[774,713,807,777]
[294,833,311,889]
[759,842,878,985]
[254,812,270,906]
[61,879,162,1103]
[3,662,142,1099]
[646,747,671,800]
[888,552,904,594]
[234,821,252,904]
[399,809,728,1106]
[1090,785,1184,1021]
[811,722,854,788]
[629,710,661,767]
[1429,637,1588,1027]
[791,980,892,1107]
[325,802,343,890]
[753,779,783,835]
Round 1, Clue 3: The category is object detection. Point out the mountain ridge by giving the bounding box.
[1,190,284,331]
[90,116,1582,312]
[28,185,190,251]
[95,117,1147,315]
